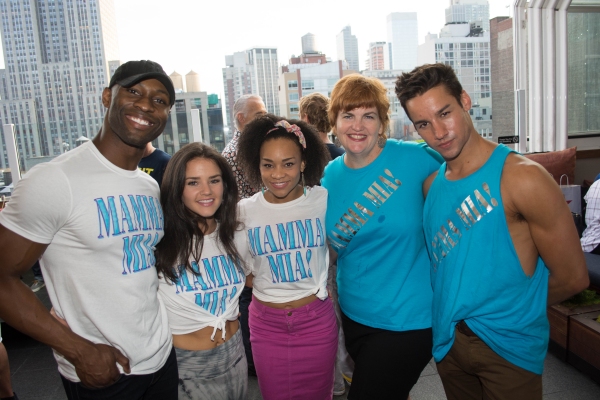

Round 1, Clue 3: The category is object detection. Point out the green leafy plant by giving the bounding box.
[562,289,600,309]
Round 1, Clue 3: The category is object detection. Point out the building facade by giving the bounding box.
[419,22,493,138]
[278,61,355,120]
[446,0,490,32]
[490,16,514,141]
[386,12,418,71]
[156,91,226,155]
[0,0,119,170]
[365,42,390,71]
[222,48,279,129]
[336,26,359,72]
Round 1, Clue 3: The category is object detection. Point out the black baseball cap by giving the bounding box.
[109,60,175,106]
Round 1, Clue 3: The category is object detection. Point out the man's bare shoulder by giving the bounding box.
[501,152,562,217]
[502,152,554,191]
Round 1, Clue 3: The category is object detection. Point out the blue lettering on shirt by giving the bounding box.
[248,218,323,284]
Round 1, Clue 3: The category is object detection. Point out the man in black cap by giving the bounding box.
[0,60,178,399]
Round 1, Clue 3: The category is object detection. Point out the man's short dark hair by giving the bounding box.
[395,63,464,121]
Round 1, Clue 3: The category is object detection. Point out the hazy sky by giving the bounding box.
[113,0,511,97]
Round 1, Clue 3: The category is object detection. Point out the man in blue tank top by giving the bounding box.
[395,64,589,400]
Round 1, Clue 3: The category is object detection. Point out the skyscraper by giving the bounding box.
[387,12,418,71]
[222,47,279,128]
[336,26,359,71]
[446,0,490,32]
[0,0,120,170]
[365,42,390,71]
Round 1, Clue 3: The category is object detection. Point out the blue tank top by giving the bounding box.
[424,144,549,374]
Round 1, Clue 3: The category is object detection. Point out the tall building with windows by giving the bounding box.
[156,91,226,155]
[365,42,390,71]
[418,22,492,138]
[386,12,418,71]
[0,0,120,170]
[336,26,359,71]
[278,61,355,119]
[490,16,513,142]
[446,0,490,32]
[222,47,279,128]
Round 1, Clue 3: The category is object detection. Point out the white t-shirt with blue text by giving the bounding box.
[158,228,251,340]
[239,186,329,303]
[0,141,172,382]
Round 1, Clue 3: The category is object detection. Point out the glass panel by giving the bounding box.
[568,12,600,135]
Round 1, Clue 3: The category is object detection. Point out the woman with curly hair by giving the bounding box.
[155,143,251,400]
[236,114,336,400]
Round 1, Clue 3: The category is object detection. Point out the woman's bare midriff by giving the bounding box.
[173,319,239,351]
[255,294,318,309]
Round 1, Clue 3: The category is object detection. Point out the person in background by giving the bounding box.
[396,63,588,400]
[237,114,336,399]
[222,94,267,377]
[222,94,267,200]
[0,327,18,400]
[156,143,251,399]
[299,93,345,160]
[322,74,442,400]
[299,92,352,396]
[0,60,178,399]
[139,141,171,187]
[582,179,600,255]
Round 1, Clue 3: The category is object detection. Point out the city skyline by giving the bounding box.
[0,0,118,169]
[0,0,509,98]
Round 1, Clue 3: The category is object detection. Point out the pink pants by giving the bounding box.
[249,295,338,400]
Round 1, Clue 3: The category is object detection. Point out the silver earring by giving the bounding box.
[378,134,387,148]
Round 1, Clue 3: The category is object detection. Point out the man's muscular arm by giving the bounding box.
[0,224,130,387]
[504,156,588,305]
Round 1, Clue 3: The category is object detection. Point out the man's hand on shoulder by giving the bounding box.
[502,154,588,305]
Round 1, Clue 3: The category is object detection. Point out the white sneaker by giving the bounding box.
[333,385,346,396]
[30,280,46,292]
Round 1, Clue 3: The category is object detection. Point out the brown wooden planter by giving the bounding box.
[547,303,600,361]
[568,311,600,384]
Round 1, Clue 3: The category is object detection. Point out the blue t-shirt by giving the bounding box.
[321,140,442,331]
[424,144,549,374]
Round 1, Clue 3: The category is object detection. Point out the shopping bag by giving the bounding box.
[560,175,582,214]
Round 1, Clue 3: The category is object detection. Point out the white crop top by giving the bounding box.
[158,228,251,340]
[239,186,329,303]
